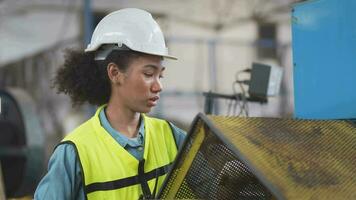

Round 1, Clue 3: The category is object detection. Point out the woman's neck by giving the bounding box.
[105,101,141,138]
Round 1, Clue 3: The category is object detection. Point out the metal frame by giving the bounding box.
[156,113,203,198]
[157,113,285,200]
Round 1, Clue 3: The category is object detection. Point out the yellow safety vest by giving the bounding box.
[61,106,178,200]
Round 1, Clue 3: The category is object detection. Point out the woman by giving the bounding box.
[34,8,186,200]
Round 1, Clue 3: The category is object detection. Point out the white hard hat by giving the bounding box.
[85,8,177,60]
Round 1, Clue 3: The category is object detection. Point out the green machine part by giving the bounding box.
[0,88,45,198]
[158,113,356,200]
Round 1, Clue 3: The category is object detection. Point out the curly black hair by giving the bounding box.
[53,48,144,106]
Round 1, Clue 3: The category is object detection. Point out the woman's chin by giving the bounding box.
[138,106,152,114]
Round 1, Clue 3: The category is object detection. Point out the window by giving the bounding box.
[257,23,277,58]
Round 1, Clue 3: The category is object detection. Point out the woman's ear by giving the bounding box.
[107,62,124,84]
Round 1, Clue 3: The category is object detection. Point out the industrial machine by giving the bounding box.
[157,113,356,199]
[292,0,356,119]
[158,1,356,197]
[158,0,356,198]
[0,88,45,198]
[203,62,283,116]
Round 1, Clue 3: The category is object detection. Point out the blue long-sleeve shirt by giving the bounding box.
[34,109,186,200]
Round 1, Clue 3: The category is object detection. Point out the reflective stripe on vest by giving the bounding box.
[61,106,178,200]
[85,161,172,193]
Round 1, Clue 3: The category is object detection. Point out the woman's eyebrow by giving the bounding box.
[143,65,166,72]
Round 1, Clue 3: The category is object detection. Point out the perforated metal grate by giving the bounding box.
[158,114,356,200]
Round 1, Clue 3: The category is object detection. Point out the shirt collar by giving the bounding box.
[99,107,145,148]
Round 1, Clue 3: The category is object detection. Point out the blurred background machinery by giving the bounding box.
[0,88,45,198]
[203,62,283,116]
[292,0,356,119]
[158,114,356,200]
[158,0,356,199]
[0,164,5,199]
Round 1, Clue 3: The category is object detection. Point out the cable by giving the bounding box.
[232,81,244,116]
[233,68,251,117]
[237,81,249,116]
[226,99,233,116]
[235,68,251,82]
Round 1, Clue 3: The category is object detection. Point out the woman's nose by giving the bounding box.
[151,78,163,93]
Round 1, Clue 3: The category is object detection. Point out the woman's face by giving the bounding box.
[117,54,165,113]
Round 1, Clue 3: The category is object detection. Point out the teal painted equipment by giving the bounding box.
[292,0,356,119]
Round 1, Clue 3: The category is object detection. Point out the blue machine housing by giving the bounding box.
[292,0,356,119]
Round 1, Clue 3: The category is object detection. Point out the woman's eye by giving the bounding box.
[159,75,164,79]
[144,73,153,77]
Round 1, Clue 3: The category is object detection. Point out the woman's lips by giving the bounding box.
[148,96,159,106]
[149,96,159,101]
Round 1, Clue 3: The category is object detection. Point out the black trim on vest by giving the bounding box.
[138,159,152,198]
[57,141,89,200]
[85,162,172,194]
[166,121,178,151]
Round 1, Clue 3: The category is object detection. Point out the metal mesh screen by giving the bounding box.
[158,114,356,200]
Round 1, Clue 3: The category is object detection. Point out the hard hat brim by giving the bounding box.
[143,52,178,60]
[85,44,178,60]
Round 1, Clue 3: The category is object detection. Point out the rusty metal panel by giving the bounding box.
[158,114,356,200]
